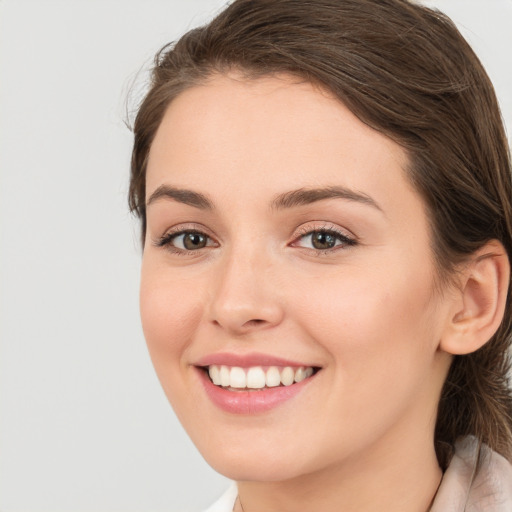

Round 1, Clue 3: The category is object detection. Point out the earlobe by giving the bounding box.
[440,240,510,356]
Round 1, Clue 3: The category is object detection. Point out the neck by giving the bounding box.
[235,433,442,512]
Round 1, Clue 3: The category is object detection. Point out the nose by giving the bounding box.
[208,246,285,335]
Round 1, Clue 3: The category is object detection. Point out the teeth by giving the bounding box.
[209,365,221,385]
[266,366,281,387]
[220,365,230,387]
[207,365,315,389]
[280,366,295,386]
[294,367,307,383]
[230,367,247,388]
[247,367,266,389]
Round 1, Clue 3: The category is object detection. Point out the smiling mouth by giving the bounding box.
[202,365,320,391]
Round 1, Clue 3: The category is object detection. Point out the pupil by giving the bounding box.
[184,233,206,250]
[312,231,336,250]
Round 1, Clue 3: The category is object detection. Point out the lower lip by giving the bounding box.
[197,368,316,414]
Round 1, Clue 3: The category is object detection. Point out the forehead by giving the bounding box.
[146,73,413,212]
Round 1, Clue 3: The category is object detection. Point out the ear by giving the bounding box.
[440,240,510,355]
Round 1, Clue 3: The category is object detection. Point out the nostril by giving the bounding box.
[211,318,266,330]
[245,319,265,327]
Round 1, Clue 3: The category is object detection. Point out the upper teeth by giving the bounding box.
[208,365,314,389]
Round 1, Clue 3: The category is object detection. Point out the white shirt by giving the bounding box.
[203,482,238,512]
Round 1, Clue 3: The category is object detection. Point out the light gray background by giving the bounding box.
[0,1,511,511]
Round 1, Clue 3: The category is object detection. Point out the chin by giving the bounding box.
[192,432,320,482]
[207,452,305,482]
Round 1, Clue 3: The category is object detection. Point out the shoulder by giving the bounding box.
[432,436,512,511]
[202,482,238,512]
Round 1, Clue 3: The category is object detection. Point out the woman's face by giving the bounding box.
[140,74,453,481]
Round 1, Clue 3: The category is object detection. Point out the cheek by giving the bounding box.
[139,263,205,376]
[284,265,443,458]
[291,260,440,380]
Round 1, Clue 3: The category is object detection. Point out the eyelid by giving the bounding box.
[289,222,357,251]
[152,223,219,252]
[292,221,355,239]
[151,221,356,255]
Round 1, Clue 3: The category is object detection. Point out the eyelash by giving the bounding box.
[154,224,357,256]
[154,226,216,256]
[291,225,357,254]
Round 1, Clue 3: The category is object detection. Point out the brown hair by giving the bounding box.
[129,0,512,468]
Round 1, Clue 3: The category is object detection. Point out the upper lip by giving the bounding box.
[195,352,319,368]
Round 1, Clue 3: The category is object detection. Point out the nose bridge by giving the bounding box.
[208,236,283,332]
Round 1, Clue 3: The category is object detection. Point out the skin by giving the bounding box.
[140,74,459,512]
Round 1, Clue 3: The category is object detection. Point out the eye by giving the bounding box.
[293,228,356,251]
[173,232,209,250]
[156,229,216,253]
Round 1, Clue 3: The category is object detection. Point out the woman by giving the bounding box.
[129,0,512,510]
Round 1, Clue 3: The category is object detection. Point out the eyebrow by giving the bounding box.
[146,185,214,210]
[146,184,382,213]
[271,186,383,212]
